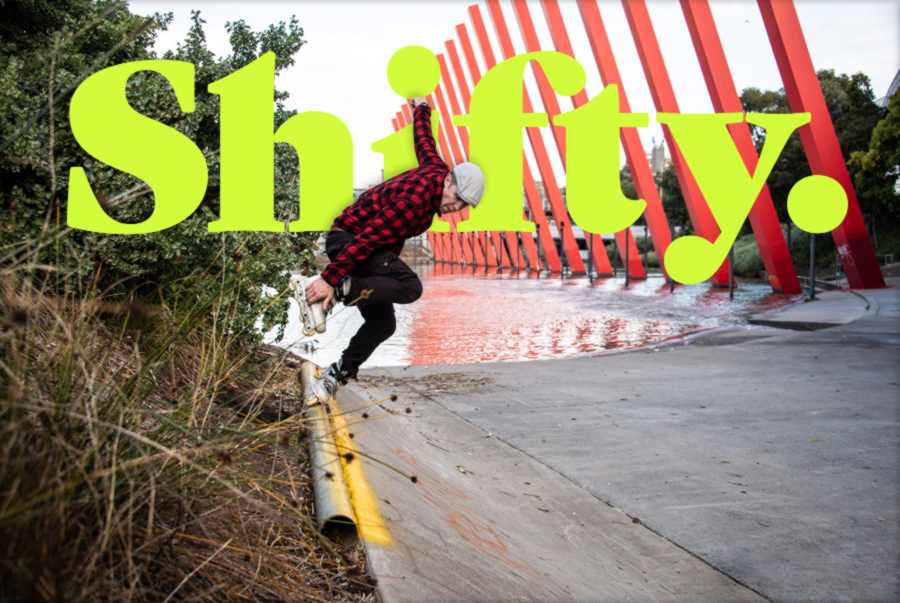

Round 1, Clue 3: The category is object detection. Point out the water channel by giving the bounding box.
[268,266,796,368]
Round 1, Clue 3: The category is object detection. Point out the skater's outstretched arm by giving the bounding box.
[412,101,446,169]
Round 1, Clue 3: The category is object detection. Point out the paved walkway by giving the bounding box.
[749,288,871,329]
[337,281,899,602]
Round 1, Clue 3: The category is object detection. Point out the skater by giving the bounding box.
[302,98,485,401]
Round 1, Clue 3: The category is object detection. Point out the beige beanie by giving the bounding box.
[451,162,485,208]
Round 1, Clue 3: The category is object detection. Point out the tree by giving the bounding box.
[619,164,637,200]
[619,163,691,236]
[0,2,317,340]
[849,90,900,227]
[654,165,691,234]
[739,70,886,222]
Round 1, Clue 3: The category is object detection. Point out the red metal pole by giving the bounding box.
[435,55,490,267]
[435,81,485,266]
[562,0,673,280]
[438,114,476,266]
[433,82,465,164]
[427,96,474,266]
[511,0,642,279]
[444,40,501,268]
[621,0,731,286]
[464,7,546,272]
[483,0,590,275]
[679,0,800,294]
[439,49,470,151]
[429,86,474,264]
[757,0,884,289]
[454,24,514,269]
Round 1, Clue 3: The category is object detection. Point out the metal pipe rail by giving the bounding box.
[299,361,357,540]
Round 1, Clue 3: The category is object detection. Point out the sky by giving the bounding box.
[130,0,900,187]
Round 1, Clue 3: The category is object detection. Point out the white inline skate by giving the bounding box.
[290,275,328,337]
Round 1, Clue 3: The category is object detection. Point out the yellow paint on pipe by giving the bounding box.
[300,362,356,533]
[329,398,393,547]
[307,399,356,530]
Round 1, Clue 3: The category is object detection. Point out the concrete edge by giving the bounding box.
[746,319,839,331]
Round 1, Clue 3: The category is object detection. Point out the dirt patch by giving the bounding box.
[360,371,494,397]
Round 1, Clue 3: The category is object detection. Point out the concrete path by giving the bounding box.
[749,289,871,329]
[338,383,764,602]
[341,282,899,602]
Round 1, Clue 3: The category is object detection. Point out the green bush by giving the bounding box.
[785,226,838,272]
[636,235,654,254]
[732,233,765,277]
[727,226,847,279]
[0,2,318,341]
[873,229,900,263]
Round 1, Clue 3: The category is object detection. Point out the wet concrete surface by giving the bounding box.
[339,381,766,603]
[273,270,795,368]
[357,283,900,602]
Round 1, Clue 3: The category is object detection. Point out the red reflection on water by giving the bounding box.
[396,269,799,366]
[407,276,683,365]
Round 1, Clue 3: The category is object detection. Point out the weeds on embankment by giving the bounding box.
[0,265,373,602]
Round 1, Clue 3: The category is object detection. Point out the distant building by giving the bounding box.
[646,137,669,176]
[876,68,899,108]
[534,181,550,213]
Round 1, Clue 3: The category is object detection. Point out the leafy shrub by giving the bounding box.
[0,3,318,341]
[732,233,765,277]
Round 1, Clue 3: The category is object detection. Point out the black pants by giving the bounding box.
[325,230,423,377]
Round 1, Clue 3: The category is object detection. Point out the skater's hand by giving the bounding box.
[305,278,335,312]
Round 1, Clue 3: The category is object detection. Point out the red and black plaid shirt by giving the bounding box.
[321,104,448,286]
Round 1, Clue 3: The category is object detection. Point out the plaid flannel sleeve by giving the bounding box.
[413,103,446,169]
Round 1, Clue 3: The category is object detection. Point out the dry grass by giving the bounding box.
[0,272,374,602]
